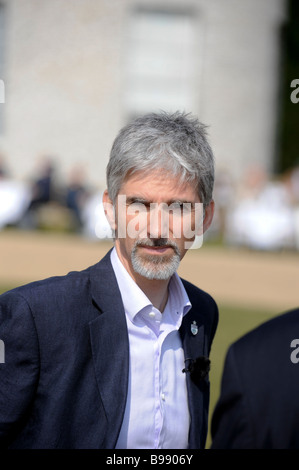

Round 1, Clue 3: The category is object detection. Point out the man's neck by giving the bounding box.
[114,244,170,312]
[134,276,170,312]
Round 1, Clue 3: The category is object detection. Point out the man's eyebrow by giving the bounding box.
[125,196,196,206]
[168,199,196,205]
[126,196,149,205]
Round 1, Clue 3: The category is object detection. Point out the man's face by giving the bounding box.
[103,169,214,282]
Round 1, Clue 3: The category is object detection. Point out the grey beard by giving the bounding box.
[131,238,181,280]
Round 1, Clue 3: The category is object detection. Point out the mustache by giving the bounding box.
[134,238,181,255]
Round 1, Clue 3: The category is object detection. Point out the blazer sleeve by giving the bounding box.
[0,290,40,447]
[210,344,255,449]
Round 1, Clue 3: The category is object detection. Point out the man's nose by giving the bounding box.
[147,204,170,239]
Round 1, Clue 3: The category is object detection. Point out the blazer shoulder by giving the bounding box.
[0,250,113,306]
[1,266,90,301]
[181,277,218,311]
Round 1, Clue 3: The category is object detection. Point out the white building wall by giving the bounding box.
[0,0,286,189]
[1,0,127,187]
[201,0,286,177]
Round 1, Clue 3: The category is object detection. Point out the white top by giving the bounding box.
[110,247,191,449]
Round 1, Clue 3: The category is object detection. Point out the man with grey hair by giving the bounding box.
[0,111,218,449]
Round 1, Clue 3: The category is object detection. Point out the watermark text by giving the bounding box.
[0,339,4,363]
[103,196,204,249]
[290,339,299,363]
[290,79,299,104]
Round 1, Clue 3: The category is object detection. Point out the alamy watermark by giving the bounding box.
[0,79,4,103]
[290,79,299,104]
[0,339,4,363]
[103,196,204,249]
[290,339,299,363]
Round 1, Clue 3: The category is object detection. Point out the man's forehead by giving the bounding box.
[120,169,198,197]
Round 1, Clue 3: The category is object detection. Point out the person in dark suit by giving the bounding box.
[211,307,299,449]
[0,111,218,449]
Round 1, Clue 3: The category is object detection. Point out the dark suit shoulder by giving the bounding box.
[1,266,91,301]
[232,307,299,355]
[181,277,217,308]
[1,251,113,301]
[1,249,114,304]
[212,307,299,449]
[0,258,109,331]
[223,307,299,402]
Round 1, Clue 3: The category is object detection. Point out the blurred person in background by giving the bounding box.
[0,155,31,230]
[0,154,8,179]
[28,158,55,209]
[283,166,299,250]
[0,111,218,449]
[21,158,57,229]
[225,164,295,251]
[65,165,90,231]
[211,307,299,449]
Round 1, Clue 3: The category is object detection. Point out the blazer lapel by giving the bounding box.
[88,250,129,448]
[180,309,209,449]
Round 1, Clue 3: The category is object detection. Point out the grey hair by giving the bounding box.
[106,111,215,207]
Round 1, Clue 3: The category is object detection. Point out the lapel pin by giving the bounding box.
[191,321,198,336]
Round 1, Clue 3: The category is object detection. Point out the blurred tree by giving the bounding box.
[277,0,299,172]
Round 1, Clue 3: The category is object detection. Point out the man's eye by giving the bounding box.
[170,203,192,214]
[170,203,184,212]
[182,203,193,213]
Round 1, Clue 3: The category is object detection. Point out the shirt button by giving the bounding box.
[149,312,155,318]
[161,393,166,401]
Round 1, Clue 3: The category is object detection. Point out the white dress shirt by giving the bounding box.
[110,247,191,449]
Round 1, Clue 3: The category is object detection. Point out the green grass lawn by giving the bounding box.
[0,284,278,449]
[206,303,278,448]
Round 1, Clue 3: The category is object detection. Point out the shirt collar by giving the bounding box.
[110,247,192,324]
[110,247,152,323]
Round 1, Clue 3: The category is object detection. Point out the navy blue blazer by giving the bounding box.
[211,308,299,449]
[0,249,218,449]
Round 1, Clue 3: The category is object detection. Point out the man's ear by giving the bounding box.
[102,189,116,231]
[202,200,215,234]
